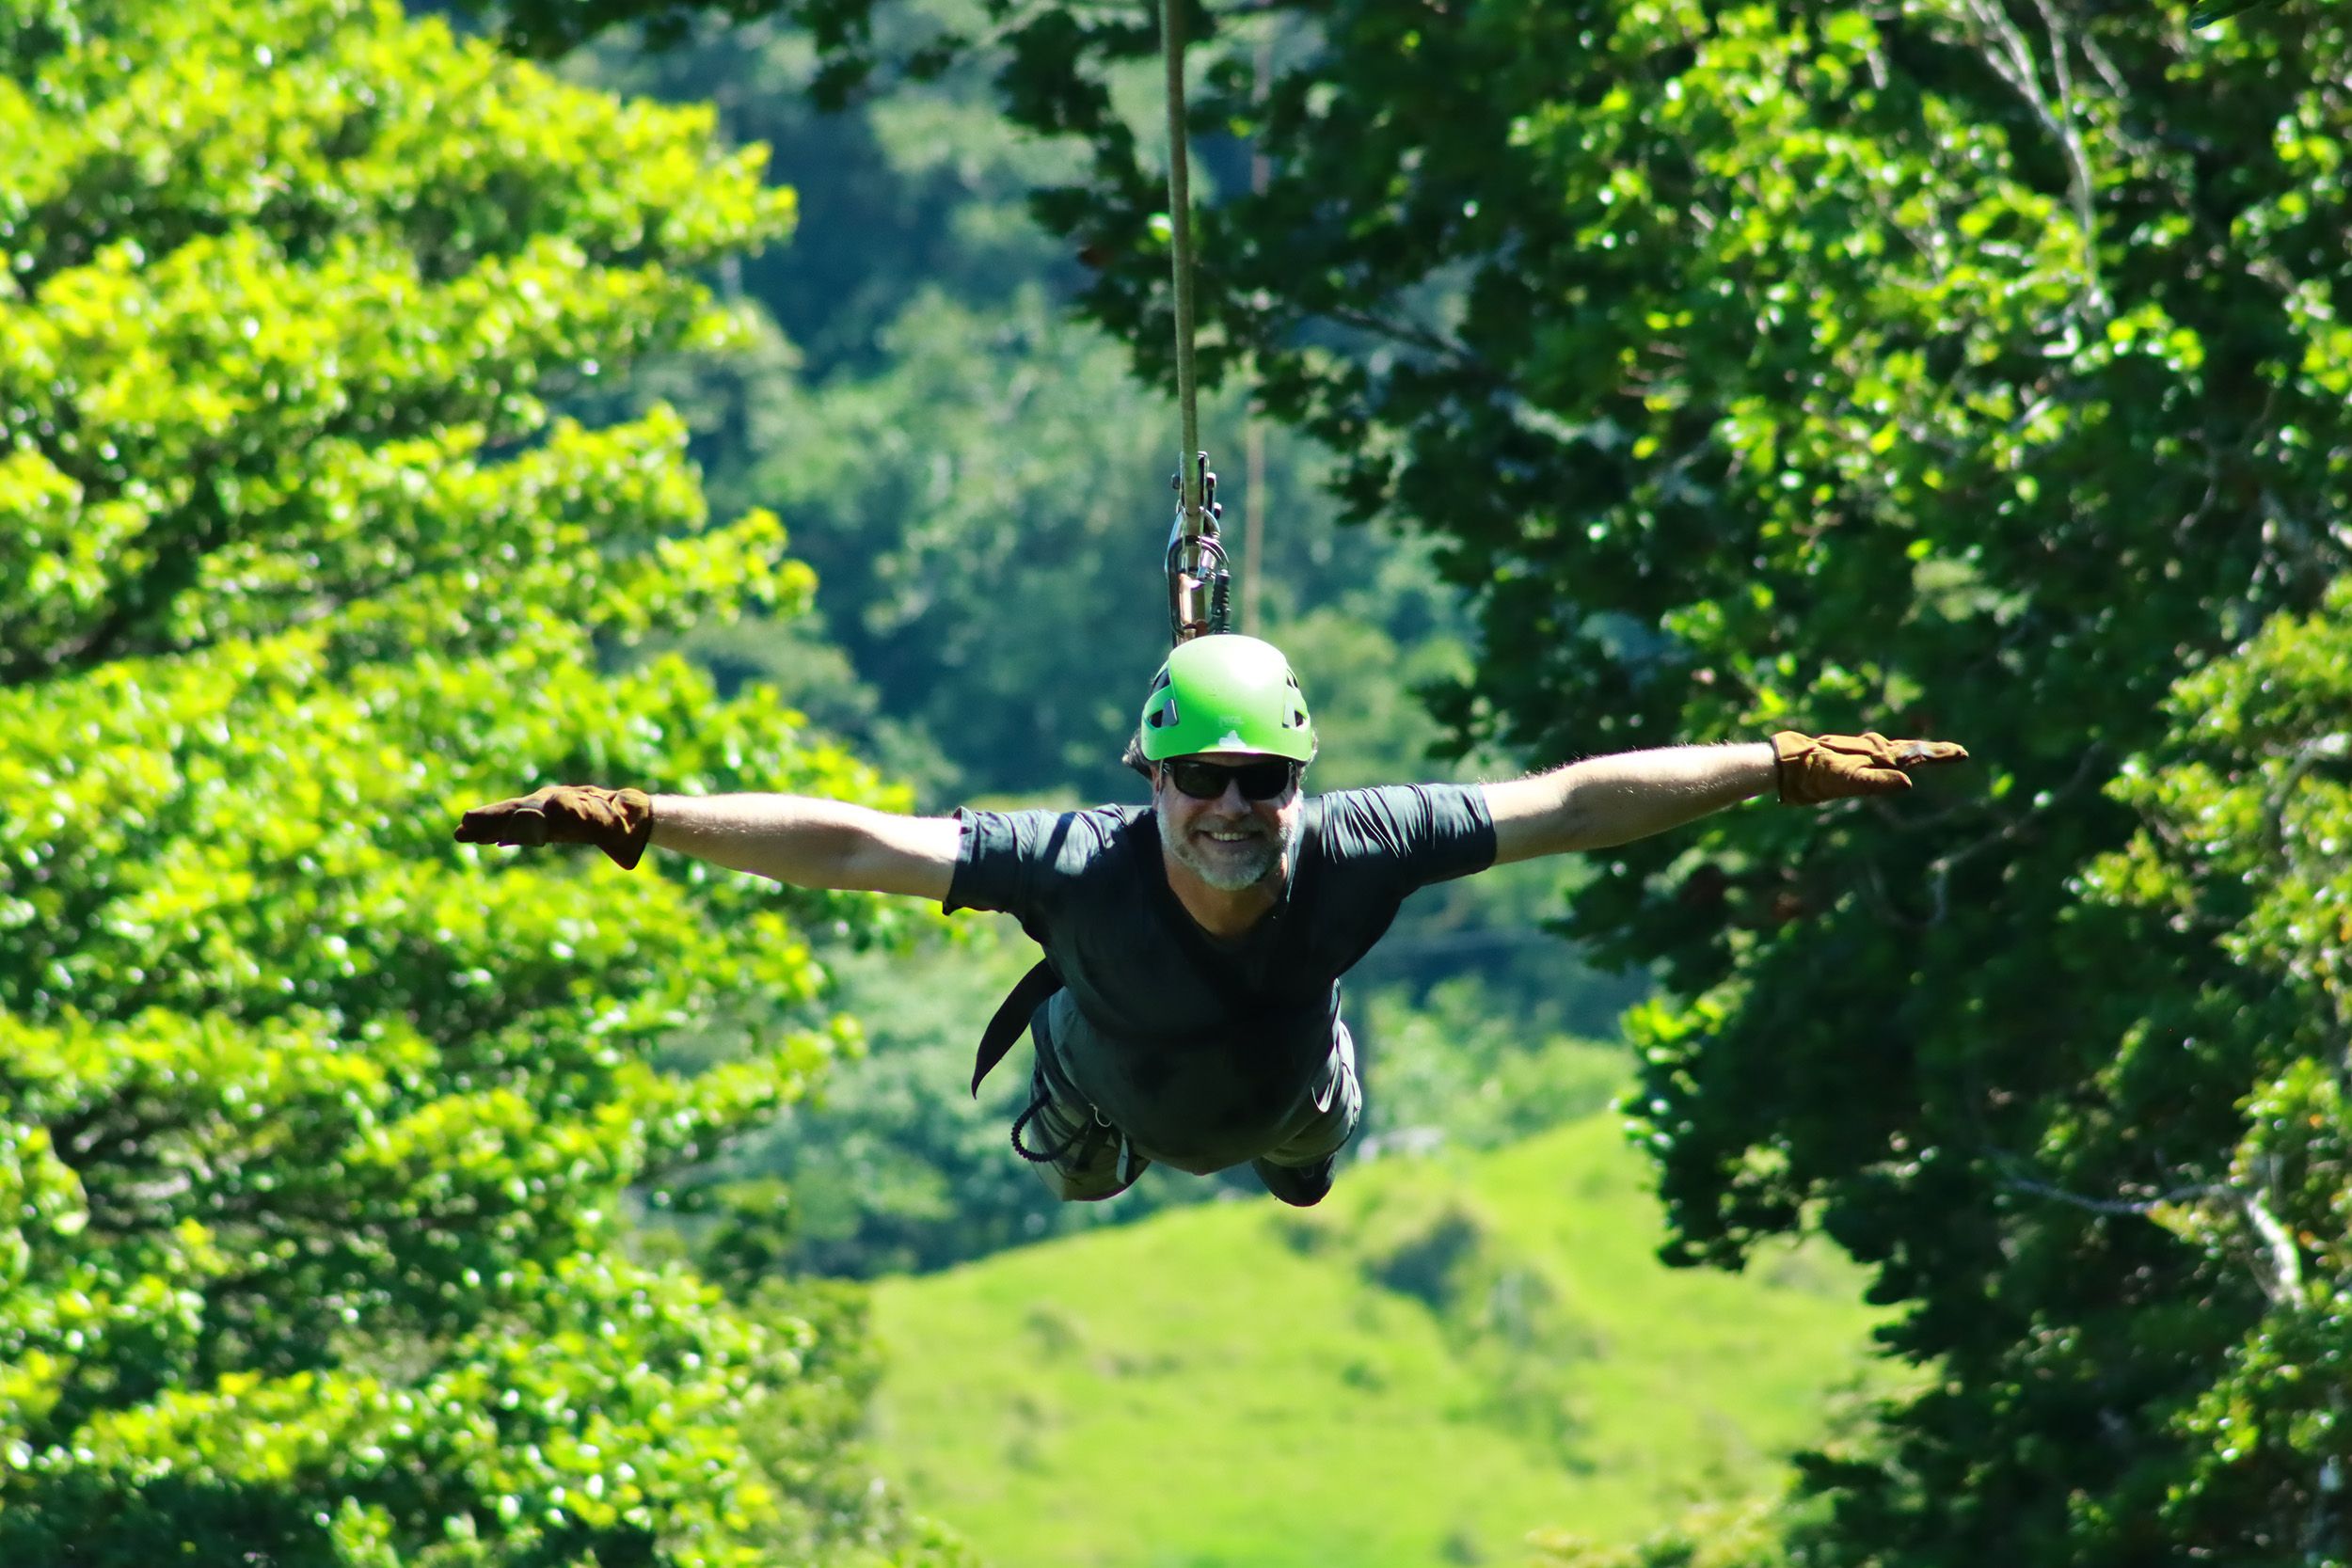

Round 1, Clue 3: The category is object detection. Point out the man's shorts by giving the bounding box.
[1014,1022,1362,1203]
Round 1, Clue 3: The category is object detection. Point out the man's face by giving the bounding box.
[1152,751,1306,893]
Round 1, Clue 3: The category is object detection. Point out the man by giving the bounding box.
[455,634,1965,1208]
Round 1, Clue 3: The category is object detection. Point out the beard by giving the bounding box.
[1158,799,1301,892]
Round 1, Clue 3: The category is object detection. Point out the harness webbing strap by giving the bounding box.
[970,957,1064,1096]
[1009,1088,1090,1164]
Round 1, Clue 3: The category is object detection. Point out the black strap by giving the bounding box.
[971,957,1063,1097]
[1008,1087,1093,1164]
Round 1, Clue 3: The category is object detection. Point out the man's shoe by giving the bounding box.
[1252,1152,1337,1208]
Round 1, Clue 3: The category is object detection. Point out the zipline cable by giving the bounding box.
[1163,0,1201,528]
[1160,0,1231,645]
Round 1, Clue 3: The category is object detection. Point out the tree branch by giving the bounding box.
[2262,731,2350,855]
[1996,1162,2307,1308]
[1957,0,2108,320]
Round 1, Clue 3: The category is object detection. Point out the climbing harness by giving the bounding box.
[1008,1094,1087,1164]
[1009,1087,1137,1188]
[974,963,1137,1189]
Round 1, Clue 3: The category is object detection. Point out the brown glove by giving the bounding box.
[1772,732,1969,804]
[453,784,655,870]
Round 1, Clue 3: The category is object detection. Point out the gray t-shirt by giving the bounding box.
[946,784,1496,1173]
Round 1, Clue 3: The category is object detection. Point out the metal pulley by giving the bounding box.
[1167,451,1231,643]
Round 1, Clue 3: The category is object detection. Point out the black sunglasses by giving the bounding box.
[1163,757,1301,802]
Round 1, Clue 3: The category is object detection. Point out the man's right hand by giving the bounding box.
[454,785,655,871]
[1771,732,1969,804]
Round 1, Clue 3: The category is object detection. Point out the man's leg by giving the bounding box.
[1251,1022,1363,1208]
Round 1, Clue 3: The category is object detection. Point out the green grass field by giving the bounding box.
[866,1116,1890,1568]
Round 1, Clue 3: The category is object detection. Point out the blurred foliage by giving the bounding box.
[1353,978,1626,1158]
[560,1,1088,380]
[0,0,967,1561]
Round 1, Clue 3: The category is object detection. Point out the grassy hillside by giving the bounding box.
[866,1116,1893,1568]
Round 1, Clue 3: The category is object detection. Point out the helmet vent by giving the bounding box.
[1143,669,1176,729]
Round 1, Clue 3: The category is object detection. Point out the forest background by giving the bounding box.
[5,0,2352,1565]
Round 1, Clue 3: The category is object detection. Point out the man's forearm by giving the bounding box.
[648,793,956,897]
[1486,742,1776,862]
[1563,742,1777,847]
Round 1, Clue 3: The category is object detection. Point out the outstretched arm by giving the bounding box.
[1482,731,1970,863]
[1484,742,1775,863]
[455,785,961,901]
[649,794,959,900]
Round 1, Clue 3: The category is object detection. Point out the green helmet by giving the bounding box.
[1136,634,1316,764]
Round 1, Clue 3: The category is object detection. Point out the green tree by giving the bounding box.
[562,3,1089,379]
[0,1,962,1561]
[1987,577,2352,1566]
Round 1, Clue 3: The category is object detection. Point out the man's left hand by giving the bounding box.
[1772,731,1970,804]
